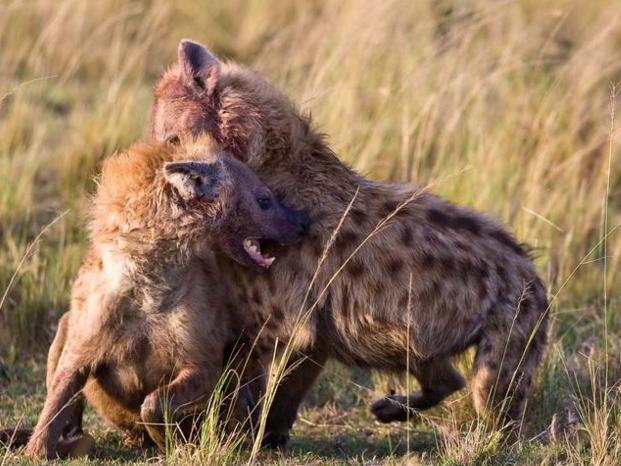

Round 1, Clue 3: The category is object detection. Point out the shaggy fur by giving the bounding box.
[151,40,550,446]
[21,138,308,459]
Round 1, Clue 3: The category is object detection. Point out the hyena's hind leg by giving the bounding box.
[470,286,549,428]
[371,358,466,423]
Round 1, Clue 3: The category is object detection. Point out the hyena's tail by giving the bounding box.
[471,277,549,428]
[0,428,32,449]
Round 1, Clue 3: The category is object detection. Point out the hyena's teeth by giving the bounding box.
[244,238,261,253]
[264,257,275,267]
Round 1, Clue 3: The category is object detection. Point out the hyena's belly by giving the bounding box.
[320,292,484,369]
[315,305,413,370]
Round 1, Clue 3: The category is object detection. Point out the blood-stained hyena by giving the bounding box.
[151,40,549,446]
[16,137,308,459]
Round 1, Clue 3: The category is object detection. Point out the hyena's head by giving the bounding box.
[94,139,309,270]
[151,39,311,168]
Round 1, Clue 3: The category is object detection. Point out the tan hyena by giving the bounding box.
[151,40,549,446]
[21,138,309,459]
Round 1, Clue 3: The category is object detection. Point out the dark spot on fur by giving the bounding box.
[480,340,493,353]
[488,318,502,332]
[421,252,435,268]
[382,200,399,216]
[387,258,403,274]
[266,318,279,330]
[456,241,472,253]
[272,306,284,321]
[453,215,482,235]
[350,208,367,226]
[519,296,531,314]
[419,280,441,303]
[335,231,358,251]
[347,259,365,277]
[456,259,471,277]
[532,278,549,312]
[427,208,483,236]
[489,229,525,256]
[439,255,455,270]
[496,265,508,284]
[273,189,289,202]
[398,293,409,308]
[252,289,263,306]
[402,225,413,247]
[427,208,452,227]
[308,234,324,258]
[257,340,273,354]
[475,264,490,280]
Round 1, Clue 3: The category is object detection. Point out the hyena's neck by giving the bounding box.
[259,134,380,230]
[231,135,417,351]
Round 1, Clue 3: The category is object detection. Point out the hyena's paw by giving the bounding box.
[261,429,290,449]
[24,437,50,460]
[370,394,418,423]
[57,432,96,458]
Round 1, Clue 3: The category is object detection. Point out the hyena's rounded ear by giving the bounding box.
[178,39,221,95]
[164,160,225,202]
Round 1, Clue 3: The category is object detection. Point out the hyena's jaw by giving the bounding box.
[243,238,275,268]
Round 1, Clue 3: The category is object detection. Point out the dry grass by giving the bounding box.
[1,0,620,464]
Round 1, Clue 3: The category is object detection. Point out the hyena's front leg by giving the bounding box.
[262,348,328,448]
[25,354,90,459]
[47,313,87,439]
[140,367,218,449]
[371,357,465,423]
[2,317,93,457]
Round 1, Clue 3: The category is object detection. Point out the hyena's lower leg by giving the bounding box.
[0,314,90,454]
[470,296,548,428]
[371,358,466,423]
[47,314,86,438]
[263,348,328,448]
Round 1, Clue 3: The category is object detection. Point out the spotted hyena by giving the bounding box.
[151,40,549,446]
[20,137,309,459]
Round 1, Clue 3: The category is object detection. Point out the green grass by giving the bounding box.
[1,0,620,464]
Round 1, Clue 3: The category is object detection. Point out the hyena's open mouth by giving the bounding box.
[243,238,276,268]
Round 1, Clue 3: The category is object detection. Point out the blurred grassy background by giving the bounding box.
[1,0,620,464]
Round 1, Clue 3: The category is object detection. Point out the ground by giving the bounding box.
[1,0,620,464]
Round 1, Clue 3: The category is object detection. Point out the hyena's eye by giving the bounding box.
[257,196,272,210]
[166,135,180,145]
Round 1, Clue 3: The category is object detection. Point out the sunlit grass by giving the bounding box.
[1,0,620,464]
